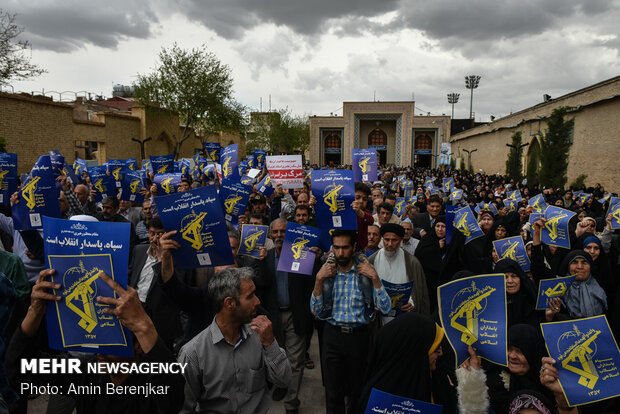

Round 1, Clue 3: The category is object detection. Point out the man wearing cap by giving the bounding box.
[369,223,430,322]
[249,193,270,217]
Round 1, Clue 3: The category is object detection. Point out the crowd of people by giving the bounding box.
[0,160,619,414]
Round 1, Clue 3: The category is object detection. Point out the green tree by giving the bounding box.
[459,157,466,172]
[247,108,309,155]
[0,9,46,86]
[538,107,574,189]
[134,43,246,157]
[505,131,524,182]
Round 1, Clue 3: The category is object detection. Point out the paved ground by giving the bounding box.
[27,331,326,413]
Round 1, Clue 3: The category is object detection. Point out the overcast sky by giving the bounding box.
[4,0,620,121]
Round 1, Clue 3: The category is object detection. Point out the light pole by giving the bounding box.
[132,136,152,161]
[447,93,459,119]
[463,148,478,171]
[465,75,481,120]
[506,142,529,180]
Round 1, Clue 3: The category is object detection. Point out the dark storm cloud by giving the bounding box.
[6,1,158,52]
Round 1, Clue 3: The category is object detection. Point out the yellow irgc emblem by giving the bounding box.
[21,176,41,209]
[157,164,169,174]
[500,241,519,261]
[545,282,568,298]
[161,177,174,194]
[323,182,345,214]
[209,149,218,160]
[612,206,620,226]
[112,167,122,181]
[0,170,8,189]
[358,157,371,173]
[396,200,405,213]
[222,157,231,177]
[444,181,451,191]
[225,194,242,215]
[560,327,601,389]
[74,165,81,175]
[451,190,461,199]
[390,293,405,309]
[454,212,471,237]
[545,213,569,240]
[531,198,543,212]
[94,178,105,194]
[450,282,495,345]
[129,179,141,194]
[291,237,310,260]
[181,211,208,250]
[244,230,264,251]
[65,262,103,333]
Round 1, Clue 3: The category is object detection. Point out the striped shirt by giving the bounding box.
[311,265,391,327]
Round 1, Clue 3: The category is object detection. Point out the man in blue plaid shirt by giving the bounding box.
[310,229,390,414]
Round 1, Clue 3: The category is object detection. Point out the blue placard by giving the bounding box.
[541,206,576,249]
[578,193,592,204]
[240,175,253,185]
[507,189,522,201]
[12,156,61,230]
[424,177,434,188]
[204,142,221,162]
[529,212,543,225]
[219,180,252,225]
[180,158,192,177]
[607,197,620,230]
[438,274,508,367]
[107,159,126,188]
[120,169,145,203]
[535,275,578,310]
[246,155,255,169]
[452,206,484,244]
[365,388,442,414]
[394,197,406,216]
[415,149,432,155]
[157,186,234,268]
[443,177,454,192]
[202,164,216,180]
[256,174,275,197]
[312,169,357,230]
[277,222,320,275]
[43,217,133,357]
[541,315,620,406]
[49,150,65,177]
[220,143,239,181]
[493,236,531,272]
[154,173,182,196]
[445,205,458,245]
[87,165,116,202]
[381,280,414,317]
[476,202,498,216]
[352,149,378,182]
[528,193,548,214]
[254,149,266,168]
[369,145,387,151]
[238,224,269,259]
[73,158,87,177]
[503,198,518,213]
[598,194,611,205]
[449,189,463,201]
[0,152,18,205]
[125,158,137,171]
[150,154,174,174]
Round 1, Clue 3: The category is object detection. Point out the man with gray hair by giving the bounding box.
[178,267,291,413]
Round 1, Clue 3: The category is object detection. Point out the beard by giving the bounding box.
[384,248,398,258]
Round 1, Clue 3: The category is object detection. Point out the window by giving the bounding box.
[369,128,387,146]
[324,133,341,149]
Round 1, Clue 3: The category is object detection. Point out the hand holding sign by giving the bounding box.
[22,269,62,336]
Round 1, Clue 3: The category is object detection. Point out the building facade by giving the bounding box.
[449,76,620,189]
[309,102,451,167]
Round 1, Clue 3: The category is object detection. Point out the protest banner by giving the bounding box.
[150,154,174,174]
[381,280,414,318]
[493,236,530,272]
[452,206,484,244]
[157,185,234,268]
[220,143,239,181]
[541,206,576,249]
[312,169,357,230]
[528,193,548,214]
[535,275,578,310]
[254,149,266,168]
[43,217,133,357]
[219,180,252,225]
[352,149,378,182]
[608,197,620,230]
[87,165,116,202]
[277,222,320,275]
[365,388,443,414]
[120,169,145,203]
[12,155,61,230]
[266,155,303,188]
[0,152,18,204]
[541,315,620,406]
[438,274,508,367]
[204,142,221,162]
[238,224,269,259]
[154,173,182,195]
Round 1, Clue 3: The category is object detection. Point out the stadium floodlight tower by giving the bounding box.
[465,75,481,120]
[447,93,459,119]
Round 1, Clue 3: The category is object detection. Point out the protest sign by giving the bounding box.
[394,197,406,216]
[312,169,357,230]
[157,186,234,268]
[256,174,275,197]
[238,224,269,259]
[445,205,458,245]
[87,165,116,202]
[204,142,221,162]
[381,280,414,317]
[120,169,145,203]
[541,315,620,406]
[541,206,576,249]
[475,202,498,216]
[503,198,518,213]
[529,212,543,225]
[220,144,239,181]
[0,152,18,204]
[535,275,578,310]
[493,236,531,272]
[449,189,463,201]
[219,180,252,225]
[452,206,484,244]
[254,149,266,168]
[150,154,174,174]
[507,190,522,201]
[12,155,61,230]
[49,150,65,177]
[43,217,133,357]
[107,159,127,188]
[608,197,620,230]
[73,158,87,177]
[438,274,508,367]
[240,175,253,185]
[443,177,454,192]
[154,173,182,195]
[365,388,442,414]
[266,155,303,188]
[277,222,320,275]
[528,193,548,214]
[352,149,378,182]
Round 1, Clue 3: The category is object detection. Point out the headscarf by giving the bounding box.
[494,259,538,327]
[561,250,607,318]
[507,390,553,414]
[359,313,440,411]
